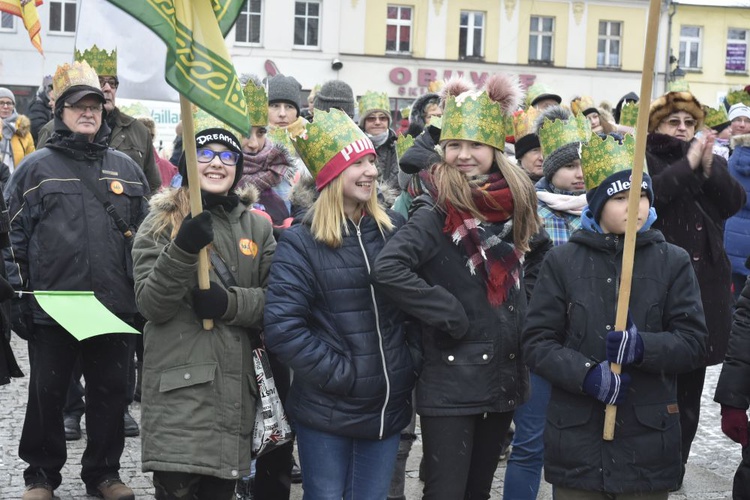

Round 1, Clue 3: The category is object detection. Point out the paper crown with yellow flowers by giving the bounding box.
[619,102,639,128]
[702,104,729,130]
[358,91,391,121]
[74,45,117,77]
[726,88,750,107]
[571,96,598,116]
[243,79,269,127]
[287,109,376,190]
[580,133,642,191]
[537,114,592,159]
[440,74,523,151]
[395,134,415,158]
[668,79,691,93]
[53,61,101,99]
[192,106,241,143]
[525,83,561,108]
[512,107,540,140]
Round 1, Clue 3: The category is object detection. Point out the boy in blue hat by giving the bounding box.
[522,133,708,498]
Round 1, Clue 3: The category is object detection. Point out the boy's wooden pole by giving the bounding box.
[603,0,661,441]
[179,95,214,331]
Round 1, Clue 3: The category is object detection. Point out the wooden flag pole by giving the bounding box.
[603,0,661,440]
[179,95,214,331]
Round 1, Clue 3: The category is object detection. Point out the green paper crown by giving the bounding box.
[581,134,643,191]
[193,107,241,139]
[267,126,295,152]
[703,104,729,130]
[668,79,690,92]
[395,134,415,158]
[537,114,592,158]
[525,83,558,108]
[619,102,639,128]
[440,91,509,150]
[243,79,269,127]
[726,89,750,107]
[358,91,391,118]
[287,109,369,176]
[74,45,117,77]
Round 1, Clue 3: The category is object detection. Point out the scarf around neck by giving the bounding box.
[420,167,524,306]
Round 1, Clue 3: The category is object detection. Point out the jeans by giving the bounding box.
[504,372,551,500]
[295,422,400,500]
[20,324,130,489]
[420,411,514,500]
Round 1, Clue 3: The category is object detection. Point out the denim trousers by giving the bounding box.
[504,372,552,500]
[295,422,400,500]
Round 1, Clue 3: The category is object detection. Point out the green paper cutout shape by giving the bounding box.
[33,291,139,341]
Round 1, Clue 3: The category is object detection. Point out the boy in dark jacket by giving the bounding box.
[523,133,708,498]
[714,272,750,499]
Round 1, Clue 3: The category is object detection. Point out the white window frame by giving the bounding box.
[597,21,622,68]
[293,0,321,50]
[235,0,263,46]
[459,10,485,59]
[0,11,16,32]
[529,16,554,63]
[679,25,702,70]
[726,28,749,73]
[49,0,77,35]
[386,5,412,54]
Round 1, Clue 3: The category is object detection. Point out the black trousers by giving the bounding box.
[20,324,130,489]
[152,471,236,500]
[734,444,750,500]
[676,366,707,466]
[420,411,514,500]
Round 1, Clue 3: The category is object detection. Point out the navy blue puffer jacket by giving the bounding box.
[264,210,415,440]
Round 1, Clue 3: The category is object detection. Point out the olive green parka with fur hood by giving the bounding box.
[132,184,276,479]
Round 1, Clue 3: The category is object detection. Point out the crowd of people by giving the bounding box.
[2,44,750,500]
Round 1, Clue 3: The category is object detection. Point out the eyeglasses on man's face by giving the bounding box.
[663,117,697,128]
[99,77,119,89]
[64,103,104,114]
[196,148,240,166]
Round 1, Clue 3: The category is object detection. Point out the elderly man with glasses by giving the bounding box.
[0,87,35,178]
[5,61,149,500]
[644,90,746,492]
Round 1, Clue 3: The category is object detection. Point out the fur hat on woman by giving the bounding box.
[648,91,704,133]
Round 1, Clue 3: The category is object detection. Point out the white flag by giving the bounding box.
[75,0,178,102]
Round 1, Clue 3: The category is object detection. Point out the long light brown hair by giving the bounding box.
[433,149,540,252]
[307,175,393,248]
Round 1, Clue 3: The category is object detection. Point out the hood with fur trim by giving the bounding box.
[147,184,260,228]
[648,91,704,133]
[14,114,31,137]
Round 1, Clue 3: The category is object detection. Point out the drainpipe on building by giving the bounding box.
[666,0,677,95]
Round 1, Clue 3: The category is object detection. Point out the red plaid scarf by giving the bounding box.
[419,168,524,306]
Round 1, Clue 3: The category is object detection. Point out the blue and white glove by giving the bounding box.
[606,318,644,366]
[582,361,631,406]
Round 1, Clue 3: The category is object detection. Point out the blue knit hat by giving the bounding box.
[586,170,654,223]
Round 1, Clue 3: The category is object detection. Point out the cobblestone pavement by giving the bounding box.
[0,334,738,499]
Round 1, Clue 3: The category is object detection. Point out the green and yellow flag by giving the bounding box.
[0,0,44,55]
[106,0,249,133]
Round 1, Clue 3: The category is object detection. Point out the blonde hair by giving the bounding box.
[308,175,394,248]
[433,149,540,252]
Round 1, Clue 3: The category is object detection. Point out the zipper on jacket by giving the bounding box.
[353,219,390,440]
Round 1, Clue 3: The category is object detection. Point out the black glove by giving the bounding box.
[191,282,229,320]
[174,211,214,254]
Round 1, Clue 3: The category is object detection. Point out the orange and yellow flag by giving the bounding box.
[0,0,44,55]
